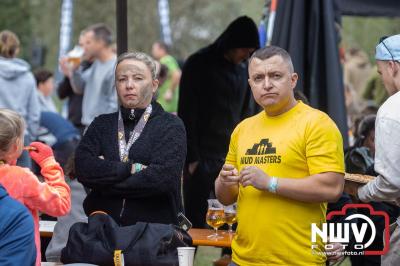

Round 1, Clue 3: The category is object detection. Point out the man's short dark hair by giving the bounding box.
[87,23,113,46]
[249,46,294,72]
[34,69,53,86]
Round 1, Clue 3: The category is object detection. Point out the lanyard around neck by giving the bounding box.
[118,104,152,162]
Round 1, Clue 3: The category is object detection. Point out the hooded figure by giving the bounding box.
[0,58,40,138]
[0,30,40,140]
[178,16,260,228]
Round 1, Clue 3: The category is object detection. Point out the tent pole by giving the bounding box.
[116,0,128,56]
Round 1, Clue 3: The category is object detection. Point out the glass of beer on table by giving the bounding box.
[206,199,225,240]
[223,203,237,234]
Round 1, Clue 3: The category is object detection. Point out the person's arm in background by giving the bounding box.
[57,57,74,99]
[22,142,71,217]
[26,74,41,139]
[57,77,73,100]
[177,56,201,173]
[69,63,90,95]
[106,119,187,198]
[75,117,132,188]
[358,118,400,204]
[104,71,118,114]
[163,57,181,102]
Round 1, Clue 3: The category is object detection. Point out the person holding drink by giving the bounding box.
[69,23,118,128]
[215,46,345,265]
[58,30,94,134]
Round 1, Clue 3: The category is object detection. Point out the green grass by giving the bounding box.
[194,247,222,266]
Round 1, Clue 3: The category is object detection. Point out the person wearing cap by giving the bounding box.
[346,34,400,265]
[178,16,260,231]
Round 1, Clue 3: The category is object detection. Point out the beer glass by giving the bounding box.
[67,45,84,67]
[206,199,225,239]
[223,203,237,234]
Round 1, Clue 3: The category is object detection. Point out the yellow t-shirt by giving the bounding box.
[226,101,345,266]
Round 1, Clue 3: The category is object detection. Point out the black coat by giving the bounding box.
[178,16,260,163]
[75,102,186,226]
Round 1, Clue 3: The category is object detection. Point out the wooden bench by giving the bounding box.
[40,221,233,247]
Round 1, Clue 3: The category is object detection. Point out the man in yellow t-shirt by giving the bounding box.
[215,46,345,266]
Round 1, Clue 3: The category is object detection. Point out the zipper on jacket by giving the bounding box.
[119,198,126,223]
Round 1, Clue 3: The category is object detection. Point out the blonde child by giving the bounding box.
[0,108,71,265]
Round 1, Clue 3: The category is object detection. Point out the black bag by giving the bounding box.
[61,212,192,266]
[344,146,374,174]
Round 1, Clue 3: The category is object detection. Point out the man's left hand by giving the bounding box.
[240,166,270,190]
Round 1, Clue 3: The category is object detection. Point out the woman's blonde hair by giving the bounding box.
[0,30,20,58]
[0,109,25,159]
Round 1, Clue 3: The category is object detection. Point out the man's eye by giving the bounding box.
[254,76,263,82]
[273,74,281,79]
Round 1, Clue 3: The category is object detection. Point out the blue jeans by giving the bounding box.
[40,111,80,146]
[229,262,238,266]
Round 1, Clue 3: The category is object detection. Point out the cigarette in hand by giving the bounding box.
[23,146,37,151]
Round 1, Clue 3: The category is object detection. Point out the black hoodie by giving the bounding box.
[178,16,260,163]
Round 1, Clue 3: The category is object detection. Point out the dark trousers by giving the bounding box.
[183,158,224,228]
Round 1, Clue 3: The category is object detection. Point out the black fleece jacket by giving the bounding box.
[178,16,260,163]
[75,101,186,226]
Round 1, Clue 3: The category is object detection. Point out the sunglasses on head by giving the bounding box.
[379,36,395,61]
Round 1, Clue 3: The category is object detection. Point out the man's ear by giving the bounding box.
[391,61,399,77]
[291,72,298,89]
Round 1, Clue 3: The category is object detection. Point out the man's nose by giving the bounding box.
[263,77,273,90]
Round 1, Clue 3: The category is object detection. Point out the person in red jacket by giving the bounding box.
[0,108,71,266]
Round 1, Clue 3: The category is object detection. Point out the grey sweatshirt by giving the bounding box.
[70,57,117,126]
[0,57,40,137]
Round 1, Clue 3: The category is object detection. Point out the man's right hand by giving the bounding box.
[218,164,240,186]
[59,56,80,78]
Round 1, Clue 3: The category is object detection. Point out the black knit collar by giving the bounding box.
[120,106,146,123]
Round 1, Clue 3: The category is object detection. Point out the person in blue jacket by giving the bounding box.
[0,184,36,266]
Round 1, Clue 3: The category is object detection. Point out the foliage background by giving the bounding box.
[1,0,400,73]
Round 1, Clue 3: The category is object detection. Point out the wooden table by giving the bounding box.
[188,228,234,247]
[40,221,234,248]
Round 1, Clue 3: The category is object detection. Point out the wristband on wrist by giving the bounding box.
[268,177,278,193]
[135,163,142,173]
